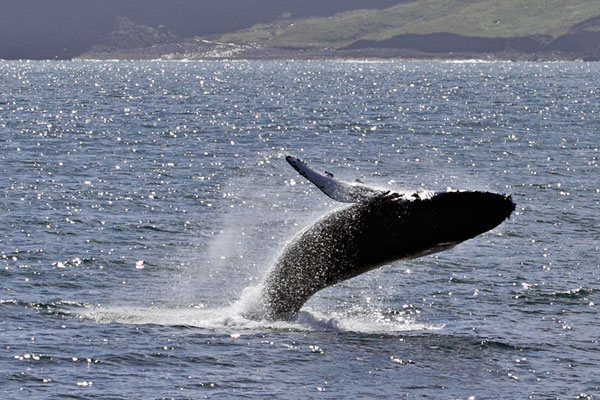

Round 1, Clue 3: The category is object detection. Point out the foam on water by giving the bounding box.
[77,273,441,334]
[76,302,440,334]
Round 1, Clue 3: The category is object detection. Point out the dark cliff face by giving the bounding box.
[343,31,600,61]
[0,0,400,59]
[546,31,600,61]
[345,33,551,53]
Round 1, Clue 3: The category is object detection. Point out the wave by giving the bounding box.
[0,298,87,318]
[517,286,596,305]
[549,287,595,299]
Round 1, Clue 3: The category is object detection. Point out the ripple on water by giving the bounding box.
[1,60,599,398]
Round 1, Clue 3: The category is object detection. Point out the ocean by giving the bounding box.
[1,60,598,399]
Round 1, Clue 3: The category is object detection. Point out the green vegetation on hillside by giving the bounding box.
[220,0,600,48]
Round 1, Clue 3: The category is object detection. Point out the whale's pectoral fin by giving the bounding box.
[286,155,386,203]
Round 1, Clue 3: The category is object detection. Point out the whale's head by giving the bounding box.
[353,190,515,267]
[426,191,515,242]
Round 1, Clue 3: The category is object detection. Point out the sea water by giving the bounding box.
[1,60,599,398]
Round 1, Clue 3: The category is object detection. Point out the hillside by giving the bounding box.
[218,0,600,60]
[0,0,400,60]
[226,0,600,47]
[2,0,599,60]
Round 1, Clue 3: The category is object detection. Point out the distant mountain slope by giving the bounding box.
[0,0,401,59]
[2,0,599,60]
[216,0,600,60]
[222,0,600,48]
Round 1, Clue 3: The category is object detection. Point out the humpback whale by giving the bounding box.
[256,156,515,321]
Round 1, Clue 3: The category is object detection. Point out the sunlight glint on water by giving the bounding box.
[0,60,598,399]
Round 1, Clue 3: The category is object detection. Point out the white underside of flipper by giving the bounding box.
[286,156,385,203]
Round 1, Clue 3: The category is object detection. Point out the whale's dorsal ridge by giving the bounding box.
[286,155,385,203]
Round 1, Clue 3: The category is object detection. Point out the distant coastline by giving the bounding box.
[70,25,600,62]
[2,0,599,62]
[75,42,598,63]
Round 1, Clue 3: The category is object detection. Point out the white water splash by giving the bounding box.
[77,294,442,334]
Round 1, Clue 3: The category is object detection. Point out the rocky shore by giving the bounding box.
[78,38,599,62]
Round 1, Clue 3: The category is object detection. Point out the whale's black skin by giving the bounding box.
[258,157,515,321]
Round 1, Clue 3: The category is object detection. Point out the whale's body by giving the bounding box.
[257,156,515,321]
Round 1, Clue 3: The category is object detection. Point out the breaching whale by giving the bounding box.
[256,156,515,321]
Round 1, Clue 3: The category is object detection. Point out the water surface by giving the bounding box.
[1,60,599,398]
